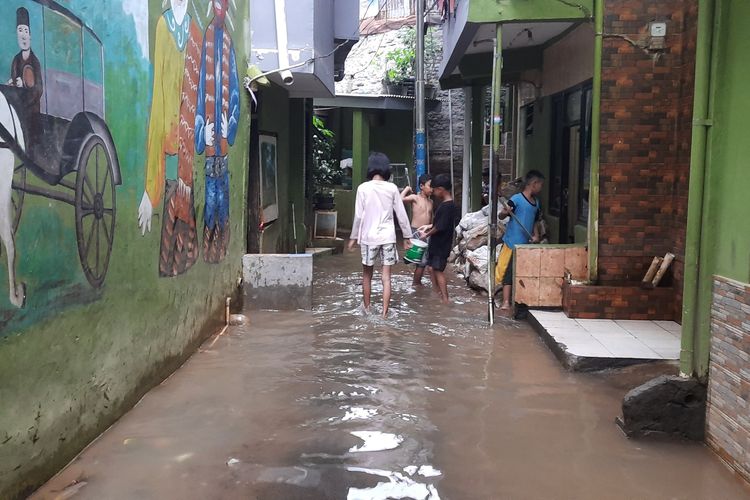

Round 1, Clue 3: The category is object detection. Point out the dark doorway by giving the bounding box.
[549,82,592,243]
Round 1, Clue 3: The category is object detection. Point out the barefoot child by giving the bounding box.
[418,174,457,304]
[496,170,544,312]
[348,153,412,317]
[401,174,433,286]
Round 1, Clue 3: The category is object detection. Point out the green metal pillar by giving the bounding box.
[681,0,719,379]
[470,86,484,211]
[587,0,603,283]
[352,109,370,190]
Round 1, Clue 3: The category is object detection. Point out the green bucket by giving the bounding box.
[404,239,428,264]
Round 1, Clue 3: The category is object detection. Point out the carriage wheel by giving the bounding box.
[75,134,116,288]
[11,162,25,234]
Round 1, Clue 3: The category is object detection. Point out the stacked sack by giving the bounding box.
[448,178,525,294]
[448,205,506,294]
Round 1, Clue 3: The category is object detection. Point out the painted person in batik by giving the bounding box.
[138,0,203,277]
[195,0,240,263]
[9,7,42,148]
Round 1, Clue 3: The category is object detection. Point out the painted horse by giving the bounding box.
[0,90,26,308]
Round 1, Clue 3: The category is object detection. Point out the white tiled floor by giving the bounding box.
[530,311,681,360]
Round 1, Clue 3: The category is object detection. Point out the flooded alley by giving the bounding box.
[33,254,750,500]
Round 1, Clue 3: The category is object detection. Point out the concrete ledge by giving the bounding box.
[527,312,664,372]
[242,254,313,310]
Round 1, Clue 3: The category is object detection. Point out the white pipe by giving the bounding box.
[461,87,471,216]
[274,0,294,85]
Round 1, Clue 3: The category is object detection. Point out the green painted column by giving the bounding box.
[470,86,484,211]
[587,0,603,283]
[352,109,369,190]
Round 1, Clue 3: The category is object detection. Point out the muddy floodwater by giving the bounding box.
[33,253,750,499]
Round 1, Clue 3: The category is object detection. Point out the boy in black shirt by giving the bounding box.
[417,174,457,304]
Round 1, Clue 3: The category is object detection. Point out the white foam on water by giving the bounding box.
[348,431,403,452]
[342,407,378,421]
[403,466,418,476]
[347,467,441,500]
[418,465,442,477]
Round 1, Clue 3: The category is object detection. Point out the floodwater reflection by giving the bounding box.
[33,253,750,499]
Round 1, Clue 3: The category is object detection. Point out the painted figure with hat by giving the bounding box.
[8,6,43,147]
[195,0,240,263]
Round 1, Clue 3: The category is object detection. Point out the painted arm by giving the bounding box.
[226,43,240,146]
[140,19,169,234]
[195,36,207,154]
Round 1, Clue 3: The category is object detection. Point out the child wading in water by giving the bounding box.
[348,153,412,317]
[418,174,457,304]
[401,174,433,286]
[496,170,544,312]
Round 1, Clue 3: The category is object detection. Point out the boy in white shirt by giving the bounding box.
[348,153,412,317]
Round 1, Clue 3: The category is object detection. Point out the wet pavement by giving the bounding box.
[33,253,750,499]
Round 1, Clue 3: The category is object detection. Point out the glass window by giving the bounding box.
[44,7,84,120]
[566,89,582,123]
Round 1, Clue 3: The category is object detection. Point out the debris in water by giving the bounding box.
[418,465,441,477]
[229,314,248,326]
[348,431,403,453]
[347,467,440,500]
[52,479,88,500]
[226,458,240,466]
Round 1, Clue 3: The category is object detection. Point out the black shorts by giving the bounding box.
[427,254,448,272]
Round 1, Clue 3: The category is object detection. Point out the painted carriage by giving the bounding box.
[0,0,120,288]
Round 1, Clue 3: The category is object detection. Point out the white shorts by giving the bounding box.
[360,243,398,266]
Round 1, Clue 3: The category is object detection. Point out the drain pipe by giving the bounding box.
[274,0,294,85]
[588,0,603,283]
[680,0,717,378]
[208,297,232,348]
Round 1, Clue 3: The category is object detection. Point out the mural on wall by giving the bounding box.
[0,1,121,309]
[138,0,203,277]
[196,0,240,263]
[140,0,240,270]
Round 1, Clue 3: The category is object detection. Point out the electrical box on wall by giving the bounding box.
[649,22,667,50]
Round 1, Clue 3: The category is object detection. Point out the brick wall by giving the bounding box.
[706,276,750,483]
[599,0,697,320]
[563,282,675,320]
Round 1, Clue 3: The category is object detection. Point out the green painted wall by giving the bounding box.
[691,0,750,373]
[518,98,558,241]
[469,0,593,23]
[370,110,414,168]
[702,1,750,282]
[257,85,306,253]
[334,109,413,232]
[0,2,250,497]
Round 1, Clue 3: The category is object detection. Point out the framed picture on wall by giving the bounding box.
[314,211,337,239]
[259,133,279,223]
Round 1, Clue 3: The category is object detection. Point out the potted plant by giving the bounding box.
[383,46,415,95]
[383,26,441,97]
[312,116,342,210]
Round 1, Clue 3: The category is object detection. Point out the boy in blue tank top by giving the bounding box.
[499,170,545,311]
